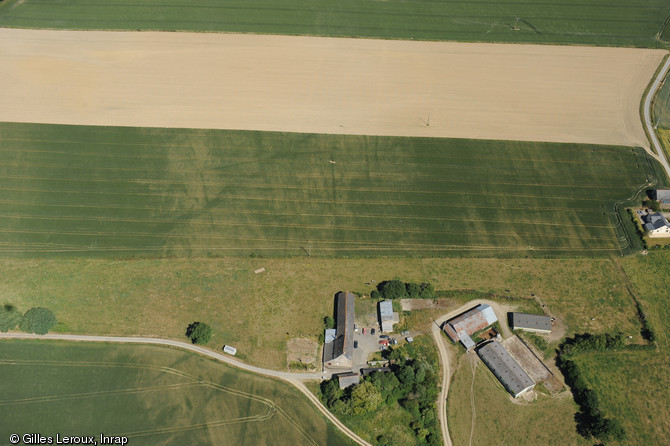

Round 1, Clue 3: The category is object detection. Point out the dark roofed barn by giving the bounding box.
[324,291,355,369]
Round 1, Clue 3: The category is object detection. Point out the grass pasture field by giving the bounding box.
[0,0,668,48]
[545,252,670,446]
[0,339,354,446]
[0,122,659,258]
[0,257,644,369]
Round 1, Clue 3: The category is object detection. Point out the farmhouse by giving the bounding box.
[323,291,355,369]
[642,212,670,238]
[378,300,399,332]
[651,189,670,205]
[477,341,535,398]
[442,304,498,350]
[510,313,552,333]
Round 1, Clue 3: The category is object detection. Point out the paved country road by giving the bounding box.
[644,55,670,180]
[0,333,371,446]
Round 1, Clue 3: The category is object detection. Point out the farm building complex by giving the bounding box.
[323,291,355,369]
[443,304,498,350]
[510,313,552,333]
[477,341,535,398]
[378,300,399,333]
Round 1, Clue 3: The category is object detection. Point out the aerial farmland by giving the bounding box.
[0,0,669,445]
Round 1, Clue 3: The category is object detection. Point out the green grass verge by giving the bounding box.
[0,122,657,258]
[0,257,643,369]
[0,339,355,446]
[0,0,668,48]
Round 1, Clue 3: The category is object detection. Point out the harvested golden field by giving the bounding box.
[0,28,665,147]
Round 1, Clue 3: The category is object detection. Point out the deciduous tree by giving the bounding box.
[185,322,213,345]
[19,307,57,335]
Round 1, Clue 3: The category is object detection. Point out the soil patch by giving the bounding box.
[286,337,318,368]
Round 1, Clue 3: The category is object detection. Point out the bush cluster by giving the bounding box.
[559,333,625,358]
[641,199,661,213]
[320,354,440,445]
[1,306,57,335]
[376,280,435,300]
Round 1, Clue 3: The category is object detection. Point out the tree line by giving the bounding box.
[371,280,435,300]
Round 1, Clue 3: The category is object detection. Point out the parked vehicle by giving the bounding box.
[354,341,359,349]
[371,328,376,335]
[362,328,367,334]
[380,335,389,339]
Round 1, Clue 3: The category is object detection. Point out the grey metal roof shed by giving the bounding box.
[477,341,535,398]
[511,313,552,333]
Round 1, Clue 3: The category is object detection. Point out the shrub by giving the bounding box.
[0,304,22,333]
[419,283,435,299]
[185,322,213,345]
[19,307,57,335]
[406,282,421,299]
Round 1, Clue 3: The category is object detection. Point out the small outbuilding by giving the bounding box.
[477,341,535,398]
[360,367,391,377]
[510,313,552,333]
[336,372,360,389]
[378,300,399,332]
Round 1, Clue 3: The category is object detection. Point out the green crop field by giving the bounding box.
[0,0,668,48]
[0,339,353,446]
[0,122,659,258]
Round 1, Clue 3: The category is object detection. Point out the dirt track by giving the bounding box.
[0,28,665,147]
